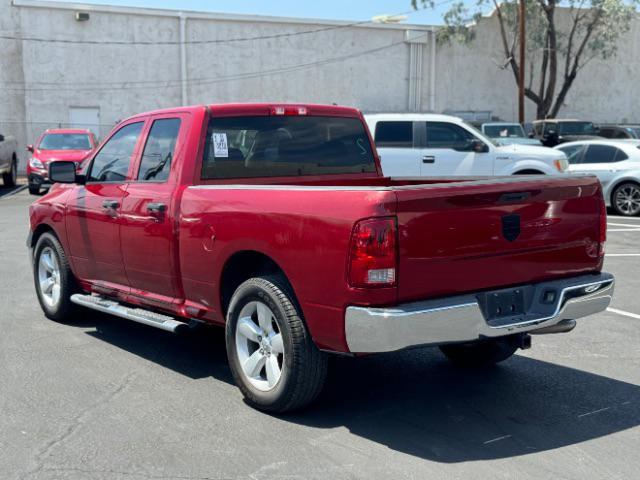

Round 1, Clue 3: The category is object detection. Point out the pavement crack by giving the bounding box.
[18,371,138,480]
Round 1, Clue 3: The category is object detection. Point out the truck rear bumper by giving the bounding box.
[345,272,614,353]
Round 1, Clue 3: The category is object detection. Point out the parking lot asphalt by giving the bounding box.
[1,188,638,480]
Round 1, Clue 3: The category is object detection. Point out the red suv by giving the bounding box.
[27,129,97,194]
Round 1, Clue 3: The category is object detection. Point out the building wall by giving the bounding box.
[2,0,639,174]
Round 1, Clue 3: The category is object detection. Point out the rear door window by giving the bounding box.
[202,116,376,179]
[87,122,144,182]
[374,121,413,148]
[137,118,181,182]
[582,145,625,164]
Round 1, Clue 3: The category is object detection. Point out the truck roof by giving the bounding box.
[123,103,363,122]
[364,113,461,123]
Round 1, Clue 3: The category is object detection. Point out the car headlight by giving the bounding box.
[553,158,569,172]
[29,157,44,169]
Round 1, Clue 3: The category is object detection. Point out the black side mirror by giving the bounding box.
[470,139,489,153]
[49,161,84,184]
[0,134,4,142]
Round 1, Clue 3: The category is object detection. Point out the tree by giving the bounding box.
[413,0,639,118]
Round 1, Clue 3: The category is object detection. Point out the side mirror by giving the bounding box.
[49,161,83,184]
[528,132,535,138]
[0,134,4,142]
[471,139,489,153]
[26,144,34,153]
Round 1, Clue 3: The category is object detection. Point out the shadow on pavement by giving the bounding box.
[0,184,26,199]
[78,312,639,462]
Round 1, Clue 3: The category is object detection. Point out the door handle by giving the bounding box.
[147,202,167,213]
[102,200,119,209]
[422,155,435,164]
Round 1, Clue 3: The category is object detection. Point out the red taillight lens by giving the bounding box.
[348,217,398,288]
[270,105,308,116]
[599,197,607,257]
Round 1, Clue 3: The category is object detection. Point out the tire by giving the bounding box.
[611,182,640,217]
[2,157,17,187]
[33,232,79,321]
[439,336,519,368]
[28,183,40,195]
[226,275,328,413]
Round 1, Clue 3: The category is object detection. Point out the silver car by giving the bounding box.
[555,139,640,216]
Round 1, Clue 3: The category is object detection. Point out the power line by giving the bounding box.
[3,33,427,93]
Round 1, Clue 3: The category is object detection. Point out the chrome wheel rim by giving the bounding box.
[234,301,285,392]
[38,247,61,308]
[615,184,640,216]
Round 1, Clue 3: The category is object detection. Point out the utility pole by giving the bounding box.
[518,0,526,124]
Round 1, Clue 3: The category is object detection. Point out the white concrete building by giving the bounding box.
[1,0,638,170]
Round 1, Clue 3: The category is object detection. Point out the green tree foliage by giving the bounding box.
[414,0,638,118]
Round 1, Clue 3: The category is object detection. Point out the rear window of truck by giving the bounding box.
[201,116,376,179]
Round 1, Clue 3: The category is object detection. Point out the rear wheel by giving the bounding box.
[439,337,519,368]
[225,275,328,413]
[2,157,17,187]
[28,183,40,195]
[33,232,78,321]
[612,182,640,216]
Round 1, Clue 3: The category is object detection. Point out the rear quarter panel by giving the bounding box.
[178,186,397,351]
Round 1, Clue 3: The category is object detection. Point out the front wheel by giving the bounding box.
[33,232,79,321]
[225,275,328,413]
[2,158,17,187]
[612,182,640,216]
[439,337,519,368]
[28,183,40,195]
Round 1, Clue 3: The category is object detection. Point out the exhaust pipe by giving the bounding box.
[530,319,576,335]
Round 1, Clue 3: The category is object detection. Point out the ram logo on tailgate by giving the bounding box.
[502,214,521,242]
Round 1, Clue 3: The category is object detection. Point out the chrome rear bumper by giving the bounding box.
[345,273,614,353]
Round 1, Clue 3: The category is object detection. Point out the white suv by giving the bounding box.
[365,114,568,176]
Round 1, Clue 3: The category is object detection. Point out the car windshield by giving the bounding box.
[201,115,377,179]
[483,124,525,138]
[558,122,596,135]
[39,133,91,150]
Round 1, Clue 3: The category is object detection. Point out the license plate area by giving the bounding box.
[477,287,531,326]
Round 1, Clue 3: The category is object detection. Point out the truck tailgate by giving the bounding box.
[393,176,604,303]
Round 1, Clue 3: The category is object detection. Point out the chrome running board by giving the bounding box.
[70,294,187,333]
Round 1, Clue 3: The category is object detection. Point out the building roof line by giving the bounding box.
[12,0,437,31]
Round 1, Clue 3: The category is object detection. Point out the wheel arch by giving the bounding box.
[30,223,58,249]
[513,169,545,175]
[219,250,299,319]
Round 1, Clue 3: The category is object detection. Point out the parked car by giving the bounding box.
[532,119,602,147]
[29,103,613,412]
[481,122,542,146]
[27,128,97,194]
[555,139,640,216]
[365,114,568,176]
[597,124,640,140]
[0,132,18,187]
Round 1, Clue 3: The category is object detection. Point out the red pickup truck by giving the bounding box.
[29,103,614,412]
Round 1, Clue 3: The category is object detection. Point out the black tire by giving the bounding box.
[439,336,519,368]
[28,183,40,195]
[33,232,79,321]
[611,182,640,217]
[225,275,328,413]
[2,157,17,187]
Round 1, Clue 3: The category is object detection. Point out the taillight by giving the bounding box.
[348,217,398,288]
[599,197,607,257]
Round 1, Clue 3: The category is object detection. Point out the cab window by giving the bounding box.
[426,122,476,151]
[87,122,144,182]
[374,121,413,148]
[137,118,181,182]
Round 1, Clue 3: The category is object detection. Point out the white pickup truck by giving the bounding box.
[365,114,569,177]
[0,133,18,187]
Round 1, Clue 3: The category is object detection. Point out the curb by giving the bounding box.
[0,184,27,200]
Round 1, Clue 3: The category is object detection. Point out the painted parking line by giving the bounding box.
[607,307,640,320]
[607,222,640,227]
[0,185,26,199]
[607,228,640,232]
[608,215,640,221]
[606,254,640,257]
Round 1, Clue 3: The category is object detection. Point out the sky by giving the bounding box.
[49,0,458,25]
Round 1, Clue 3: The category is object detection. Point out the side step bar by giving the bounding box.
[70,294,188,333]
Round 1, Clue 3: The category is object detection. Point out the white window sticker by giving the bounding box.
[213,133,228,158]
